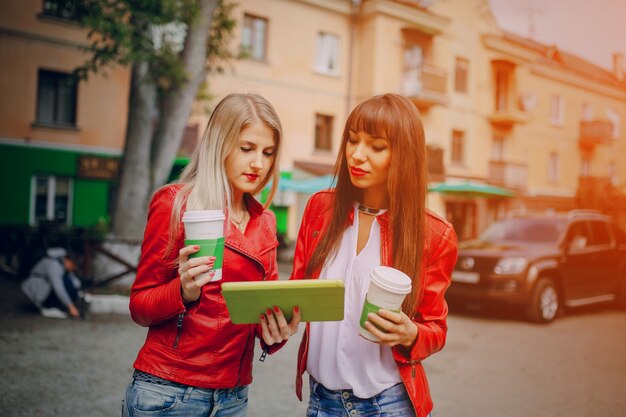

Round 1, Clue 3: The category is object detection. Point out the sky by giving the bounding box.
[488,0,626,70]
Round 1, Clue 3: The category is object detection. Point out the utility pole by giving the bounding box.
[523,1,542,40]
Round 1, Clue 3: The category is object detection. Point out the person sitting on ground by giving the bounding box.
[21,247,87,319]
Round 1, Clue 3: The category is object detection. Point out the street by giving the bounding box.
[1,275,625,417]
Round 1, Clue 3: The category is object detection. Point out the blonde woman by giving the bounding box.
[122,93,300,417]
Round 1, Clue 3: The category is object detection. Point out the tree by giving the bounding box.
[70,0,235,240]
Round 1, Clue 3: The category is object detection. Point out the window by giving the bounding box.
[314,33,340,75]
[581,157,591,177]
[550,95,564,126]
[609,161,617,185]
[548,152,559,182]
[314,114,334,152]
[451,130,465,165]
[494,67,509,111]
[454,57,469,93]
[31,175,72,225]
[491,135,505,160]
[606,108,621,139]
[402,44,424,96]
[566,221,590,248]
[36,69,78,126]
[241,14,268,61]
[588,221,612,246]
[581,102,593,121]
[42,0,78,20]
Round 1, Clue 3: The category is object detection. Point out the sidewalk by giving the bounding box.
[0,269,308,417]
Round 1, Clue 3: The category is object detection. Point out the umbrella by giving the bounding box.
[428,181,514,198]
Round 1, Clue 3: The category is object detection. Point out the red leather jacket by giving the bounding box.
[130,184,279,389]
[291,191,458,417]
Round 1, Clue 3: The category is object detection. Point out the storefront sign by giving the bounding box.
[77,156,120,180]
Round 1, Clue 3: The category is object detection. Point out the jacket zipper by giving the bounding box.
[173,312,185,348]
[236,325,254,386]
[225,243,268,280]
[409,359,418,377]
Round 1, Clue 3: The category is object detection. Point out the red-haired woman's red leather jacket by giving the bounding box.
[291,191,458,417]
[130,184,279,388]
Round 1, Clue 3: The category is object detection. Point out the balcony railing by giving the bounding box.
[579,120,613,149]
[403,64,448,108]
[488,160,527,190]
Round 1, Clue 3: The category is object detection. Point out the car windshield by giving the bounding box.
[480,218,566,243]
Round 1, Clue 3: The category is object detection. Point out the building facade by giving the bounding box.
[203,0,626,240]
[2,0,625,242]
[0,0,131,228]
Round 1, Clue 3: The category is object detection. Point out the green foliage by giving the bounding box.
[68,0,236,93]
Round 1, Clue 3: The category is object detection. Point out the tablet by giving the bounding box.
[221,279,345,324]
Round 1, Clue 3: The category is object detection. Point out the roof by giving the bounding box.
[497,31,626,91]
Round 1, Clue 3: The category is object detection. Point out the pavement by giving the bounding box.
[4,264,626,417]
[0,262,309,417]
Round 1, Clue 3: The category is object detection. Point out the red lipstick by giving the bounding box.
[244,173,259,181]
[350,166,367,177]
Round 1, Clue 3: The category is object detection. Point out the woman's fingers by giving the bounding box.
[364,310,417,347]
[178,248,217,303]
[179,245,200,261]
[260,306,301,345]
[289,306,301,334]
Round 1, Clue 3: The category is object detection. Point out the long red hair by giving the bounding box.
[306,94,427,314]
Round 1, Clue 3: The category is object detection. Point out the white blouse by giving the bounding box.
[307,206,401,398]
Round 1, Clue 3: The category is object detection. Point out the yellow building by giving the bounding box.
[0,0,130,227]
[205,0,626,240]
[2,0,624,241]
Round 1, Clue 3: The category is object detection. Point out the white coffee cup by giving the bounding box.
[182,210,225,281]
[359,266,412,341]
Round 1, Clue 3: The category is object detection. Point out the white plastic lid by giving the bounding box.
[182,210,225,222]
[371,266,412,294]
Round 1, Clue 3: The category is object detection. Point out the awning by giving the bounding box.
[428,181,514,198]
[270,175,335,194]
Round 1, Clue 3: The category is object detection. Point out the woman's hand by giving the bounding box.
[178,245,216,303]
[363,309,418,348]
[260,306,301,345]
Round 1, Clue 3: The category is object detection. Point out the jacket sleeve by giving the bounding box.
[393,223,458,363]
[129,187,186,327]
[47,260,74,307]
[257,209,285,353]
[290,195,316,281]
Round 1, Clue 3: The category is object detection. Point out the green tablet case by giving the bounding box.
[221,279,345,324]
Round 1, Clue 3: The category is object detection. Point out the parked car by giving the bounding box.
[447,210,626,323]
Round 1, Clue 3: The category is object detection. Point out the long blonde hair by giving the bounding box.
[306,94,427,314]
[166,93,282,252]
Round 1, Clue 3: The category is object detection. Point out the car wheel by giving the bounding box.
[527,278,559,323]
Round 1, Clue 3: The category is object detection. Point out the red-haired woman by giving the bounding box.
[291,93,458,417]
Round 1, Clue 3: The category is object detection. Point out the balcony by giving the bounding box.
[579,120,613,150]
[489,108,529,127]
[488,160,528,190]
[403,64,448,109]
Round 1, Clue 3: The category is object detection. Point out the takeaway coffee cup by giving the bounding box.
[359,266,412,341]
[182,210,225,282]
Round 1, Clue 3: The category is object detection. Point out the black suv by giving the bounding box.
[447,210,626,323]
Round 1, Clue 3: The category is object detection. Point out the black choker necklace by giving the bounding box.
[357,204,384,216]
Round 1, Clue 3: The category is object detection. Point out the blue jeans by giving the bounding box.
[122,376,249,417]
[307,376,417,417]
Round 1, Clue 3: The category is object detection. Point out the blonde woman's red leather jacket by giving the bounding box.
[291,191,458,417]
[130,184,279,389]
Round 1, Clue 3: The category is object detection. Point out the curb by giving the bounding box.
[89,294,130,315]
